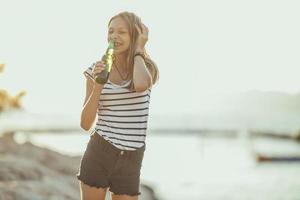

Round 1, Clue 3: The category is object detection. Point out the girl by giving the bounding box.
[77,11,159,200]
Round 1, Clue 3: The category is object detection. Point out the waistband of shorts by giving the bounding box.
[91,131,145,157]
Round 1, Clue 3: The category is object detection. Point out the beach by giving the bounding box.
[0,132,158,200]
[1,128,300,200]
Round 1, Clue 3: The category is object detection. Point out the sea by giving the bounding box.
[1,111,300,200]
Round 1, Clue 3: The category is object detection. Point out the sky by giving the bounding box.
[1,0,300,117]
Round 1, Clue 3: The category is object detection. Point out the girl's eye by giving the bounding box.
[108,30,127,34]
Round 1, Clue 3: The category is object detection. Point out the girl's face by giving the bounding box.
[108,17,131,55]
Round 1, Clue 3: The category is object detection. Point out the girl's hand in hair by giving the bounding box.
[135,23,149,51]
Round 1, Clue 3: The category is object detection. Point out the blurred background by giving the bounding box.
[1,0,300,199]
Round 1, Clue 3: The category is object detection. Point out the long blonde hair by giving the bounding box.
[108,11,159,88]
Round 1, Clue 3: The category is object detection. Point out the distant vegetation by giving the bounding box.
[0,64,26,112]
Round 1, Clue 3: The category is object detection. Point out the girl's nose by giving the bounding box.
[110,33,118,40]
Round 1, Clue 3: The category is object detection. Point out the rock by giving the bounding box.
[0,132,159,200]
[140,183,160,200]
[0,158,43,181]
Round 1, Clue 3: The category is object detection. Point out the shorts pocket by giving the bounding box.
[124,154,144,175]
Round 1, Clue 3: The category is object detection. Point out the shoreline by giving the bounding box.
[0,132,159,200]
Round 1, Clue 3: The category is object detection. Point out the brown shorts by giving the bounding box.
[76,131,146,196]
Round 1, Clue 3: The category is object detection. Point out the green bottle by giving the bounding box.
[95,40,115,84]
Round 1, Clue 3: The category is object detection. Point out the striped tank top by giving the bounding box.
[84,63,151,151]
